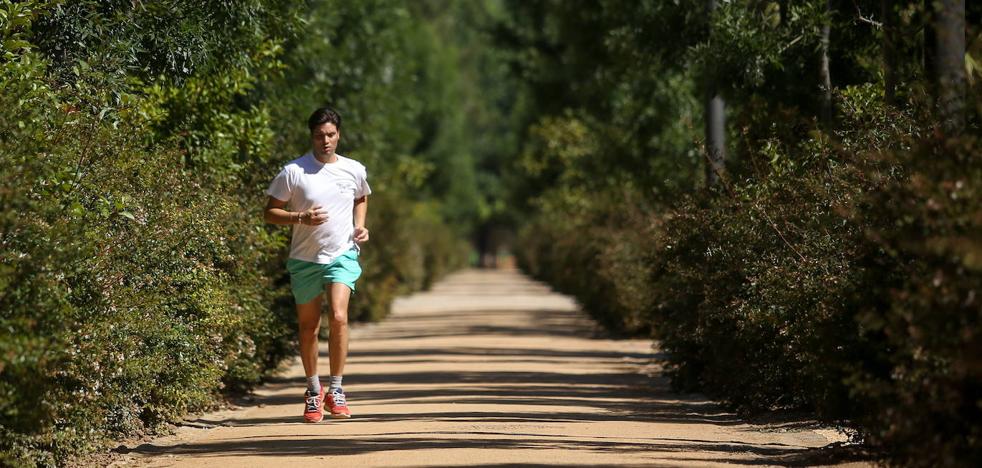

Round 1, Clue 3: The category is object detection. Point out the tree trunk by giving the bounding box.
[882,0,896,104]
[934,0,966,133]
[819,0,832,126]
[705,94,726,187]
[923,1,937,90]
[705,0,726,188]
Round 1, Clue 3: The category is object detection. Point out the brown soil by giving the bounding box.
[110,269,871,467]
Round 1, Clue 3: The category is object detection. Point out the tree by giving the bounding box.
[705,0,726,188]
[882,0,897,104]
[819,0,833,125]
[934,0,966,132]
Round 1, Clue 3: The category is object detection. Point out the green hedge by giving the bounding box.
[516,85,982,466]
[849,135,982,467]
[0,1,470,465]
[517,188,661,336]
[0,55,292,465]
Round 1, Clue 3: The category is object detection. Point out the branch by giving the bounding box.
[700,142,736,198]
[852,0,882,28]
[755,202,808,264]
[698,139,810,266]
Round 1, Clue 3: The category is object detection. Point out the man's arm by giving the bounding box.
[264,196,328,225]
[353,195,369,243]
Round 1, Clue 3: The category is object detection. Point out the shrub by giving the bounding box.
[0,2,471,465]
[649,152,887,417]
[514,116,663,335]
[516,82,982,466]
[848,134,982,467]
[0,54,291,465]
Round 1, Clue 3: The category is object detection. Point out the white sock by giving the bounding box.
[329,375,343,393]
[307,375,321,394]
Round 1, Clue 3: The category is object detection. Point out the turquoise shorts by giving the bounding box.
[287,249,362,305]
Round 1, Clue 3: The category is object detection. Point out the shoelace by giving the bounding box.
[331,391,346,406]
[305,394,321,412]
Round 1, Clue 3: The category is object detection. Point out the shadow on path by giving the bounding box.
[125,271,869,466]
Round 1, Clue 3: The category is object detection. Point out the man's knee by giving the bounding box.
[329,307,348,326]
[298,317,321,336]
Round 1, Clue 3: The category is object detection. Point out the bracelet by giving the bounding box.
[297,212,303,225]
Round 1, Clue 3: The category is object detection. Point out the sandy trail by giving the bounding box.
[117,269,863,467]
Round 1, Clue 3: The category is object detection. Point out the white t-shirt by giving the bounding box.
[266,152,372,264]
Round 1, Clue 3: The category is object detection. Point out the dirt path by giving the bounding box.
[116,269,864,467]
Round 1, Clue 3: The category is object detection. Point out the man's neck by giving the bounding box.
[313,152,338,164]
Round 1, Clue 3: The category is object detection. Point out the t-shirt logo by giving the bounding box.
[336,181,356,196]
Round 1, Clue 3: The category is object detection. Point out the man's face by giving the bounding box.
[311,122,340,159]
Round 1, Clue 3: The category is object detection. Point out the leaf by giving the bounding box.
[966,52,980,86]
[2,39,32,51]
[119,211,135,221]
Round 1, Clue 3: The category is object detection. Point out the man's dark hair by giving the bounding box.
[308,107,342,132]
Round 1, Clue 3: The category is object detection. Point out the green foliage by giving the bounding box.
[691,1,828,96]
[849,134,982,467]
[517,186,661,335]
[0,45,295,464]
[0,61,255,467]
[1,1,475,465]
[352,193,469,322]
[513,114,666,334]
[5,0,978,465]
[505,1,982,466]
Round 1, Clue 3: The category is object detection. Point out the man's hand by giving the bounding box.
[354,226,370,244]
[303,205,329,225]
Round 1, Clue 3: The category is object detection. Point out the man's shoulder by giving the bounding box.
[336,154,364,166]
[336,154,366,171]
[281,152,313,172]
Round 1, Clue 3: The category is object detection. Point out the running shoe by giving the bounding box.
[327,388,351,418]
[303,387,325,423]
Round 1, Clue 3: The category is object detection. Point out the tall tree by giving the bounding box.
[882,0,897,104]
[819,0,833,125]
[934,0,966,132]
[705,0,726,187]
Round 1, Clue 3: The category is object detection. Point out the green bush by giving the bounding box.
[500,1,981,465]
[514,116,664,335]
[517,193,663,335]
[515,80,982,465]
[647,86,982,468]
[650,154,884,416]
[0,46,300,464]
[0,1,472,465]
[848,134,982,467]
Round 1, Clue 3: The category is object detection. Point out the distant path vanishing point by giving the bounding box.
[115,269,866,467]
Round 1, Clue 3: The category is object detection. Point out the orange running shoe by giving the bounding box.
[327,389,351,419]
[303,387,325,423]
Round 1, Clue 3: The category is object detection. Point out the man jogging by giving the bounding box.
[263,107,370,422]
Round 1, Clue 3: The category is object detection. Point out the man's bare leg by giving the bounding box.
[327,282,351,377]
[325,283,353,418]
[296,295,323,381]
[297,294,327,422]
